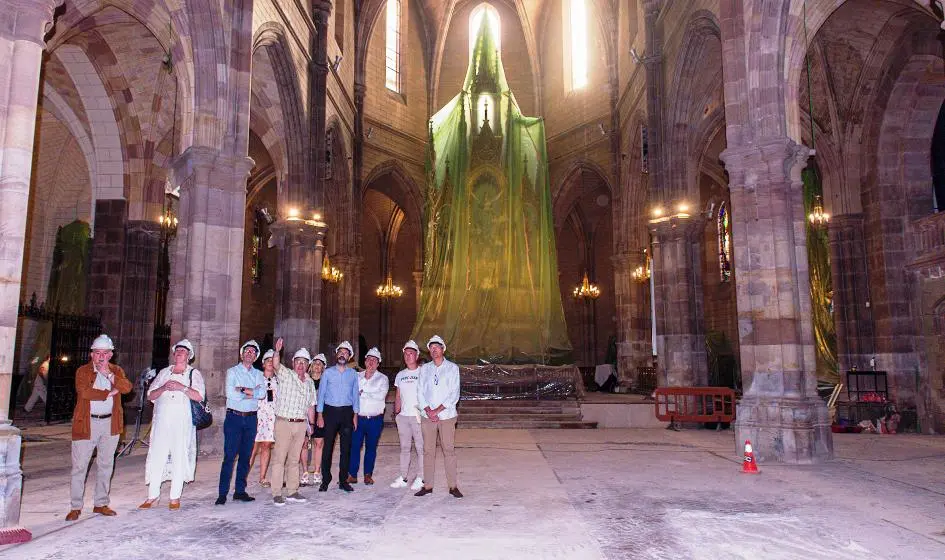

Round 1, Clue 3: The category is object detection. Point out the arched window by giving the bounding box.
[385,0,401,92]
[931,100,945,212]
[718,202,732,282]
[565,0,589,90]
[469,3,500,57]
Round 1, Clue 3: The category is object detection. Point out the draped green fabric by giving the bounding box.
[802,167,839,384]
[410,16,572,365]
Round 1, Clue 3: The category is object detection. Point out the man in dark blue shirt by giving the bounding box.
[316,341,360,492]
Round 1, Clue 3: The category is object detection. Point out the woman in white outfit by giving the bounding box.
[139,339,205,510]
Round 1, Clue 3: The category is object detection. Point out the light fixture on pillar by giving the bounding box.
[631,248,651,283]
[158,207,178,237]
[321,253,344,284]
[376,276,403,299]
[573,272,601,300]
[808,195,830,228]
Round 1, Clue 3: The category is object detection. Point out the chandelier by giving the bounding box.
[808,195,830,228]
[321,254,343,284]
[376,275,403,299]
[158,207,178,237]
[573,272,600,300]
[631,264,650,283]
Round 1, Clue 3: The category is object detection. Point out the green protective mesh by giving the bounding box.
[410,15,572,365]
[802,167,839,384]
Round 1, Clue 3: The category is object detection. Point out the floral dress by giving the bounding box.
[255,375,278,442]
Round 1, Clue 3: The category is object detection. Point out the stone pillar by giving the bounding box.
[0,0,62,541]
[309,1,331,208]
[87,200,128,336]
[828,214,873,374]
[721,138,832,464]
[649,216,708,387]
[271,218,328,353]
[612,251,652,385]
[118,220,161,377]
[333,254,362,356]
[169,146,254,401]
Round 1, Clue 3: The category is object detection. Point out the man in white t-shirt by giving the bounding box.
[390,340,424,490]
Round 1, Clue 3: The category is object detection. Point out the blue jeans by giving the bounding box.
[349,415,384,477]
[218,411,257,497]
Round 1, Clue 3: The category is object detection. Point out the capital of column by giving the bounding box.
[171,146,255,194]
[269,217,328,249]
[648,211,705,241]
[0,0,62,45]
[719,136,811,186]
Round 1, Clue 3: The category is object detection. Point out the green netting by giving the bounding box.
[802,167,839,384]
[410,16,572,365]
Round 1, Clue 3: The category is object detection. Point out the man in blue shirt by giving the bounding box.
[316,340,360,492]
[216,340,265,505]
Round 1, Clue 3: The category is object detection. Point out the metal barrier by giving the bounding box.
[654,387,736,426]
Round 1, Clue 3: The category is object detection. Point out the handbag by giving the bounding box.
[187,368,213,430]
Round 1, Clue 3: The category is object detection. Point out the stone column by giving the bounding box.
[649,216,708,387]
[413,270,423,315]
[271,218,328,353]
[118,220,161,377]
[333,254,362,355]
[828,214,873,374]
[612,251,652,385]
[169,146,254,401]
[0,0,62,541]
[86,200,128,335]
[309,1,331,208]
[721,138,832,463]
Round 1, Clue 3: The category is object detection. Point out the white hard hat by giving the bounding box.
[335,341,354,356]
[262,349,275,362]
[365,347,382,363]
[240,340,260,356]
[173,339,195,361]
[293,347,312,363]
[91,334,114,351]
[312,353,327,365]
[427,335,446,352]
[402,340,420,353]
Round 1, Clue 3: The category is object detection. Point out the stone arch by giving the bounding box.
[362,159,425,227]
[553,159,614,231]
[665,11,723,202]
[41,86,96,206]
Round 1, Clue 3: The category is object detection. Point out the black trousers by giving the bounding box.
[320,405,354,484]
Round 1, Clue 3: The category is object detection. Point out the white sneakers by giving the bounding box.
[390,476,408,488]
[411,476,424,491]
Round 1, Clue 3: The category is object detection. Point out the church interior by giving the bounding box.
[3,0,945,554]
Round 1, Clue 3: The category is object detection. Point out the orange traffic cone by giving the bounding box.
[742,440,759,474]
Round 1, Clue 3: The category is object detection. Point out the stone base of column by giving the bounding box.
[0,424,29,543]
[735,396,833,464]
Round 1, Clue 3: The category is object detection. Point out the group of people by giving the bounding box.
[66,331,463,519]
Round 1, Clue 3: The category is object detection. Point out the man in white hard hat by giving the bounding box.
[347,347,389,485]
[269,338,317,506]
[391,340,424,490]
[415,335,463,498]
[316,340,360,492]
[66,334,133,521]
[216,339,265,505]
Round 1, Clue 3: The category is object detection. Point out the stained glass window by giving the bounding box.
[718,202,732,282]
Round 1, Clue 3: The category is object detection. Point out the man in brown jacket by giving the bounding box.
[66,334,133,521]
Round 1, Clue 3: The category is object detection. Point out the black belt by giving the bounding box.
[91,413,112,420]
[359,414,383,419]
[227,408,257,417]
[277,416,305,423]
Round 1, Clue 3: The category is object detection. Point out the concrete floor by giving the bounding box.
[5,425,945,559]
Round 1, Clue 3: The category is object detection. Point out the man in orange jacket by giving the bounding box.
[66,334,133,521]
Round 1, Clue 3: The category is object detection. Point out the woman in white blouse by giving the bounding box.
[139,339,205,510]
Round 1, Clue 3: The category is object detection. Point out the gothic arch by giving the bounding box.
[553,159,614,231]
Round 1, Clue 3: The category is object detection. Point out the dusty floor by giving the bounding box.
[4,425,945,559]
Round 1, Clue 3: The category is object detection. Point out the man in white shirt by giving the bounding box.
[415,335,463,498]
[391,340,424,490]
[348,347,389,485]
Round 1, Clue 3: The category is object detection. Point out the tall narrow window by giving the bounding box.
[569,0,589,90]
[718,203,732,282]
[334,0,345,52]
[469,3,501,57]
[385,0,401,92]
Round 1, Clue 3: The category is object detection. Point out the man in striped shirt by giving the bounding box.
[268,338,317,506]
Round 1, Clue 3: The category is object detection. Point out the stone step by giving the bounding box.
[459,399,579,407]
[458,420,598,429]
[459,413,585,421]
[457,407,581,415]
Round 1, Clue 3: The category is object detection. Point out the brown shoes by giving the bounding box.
[449,487,464,498]
[346,475,358,484]
[364,474,375,485]
[138,498,158,509]
[92,505,117,516]
[168,500,181,510]
[65,509,81,521]
[414,487,433,496]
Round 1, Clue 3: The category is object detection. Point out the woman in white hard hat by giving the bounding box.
[140,339,205,510]
[250,349,278,487]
